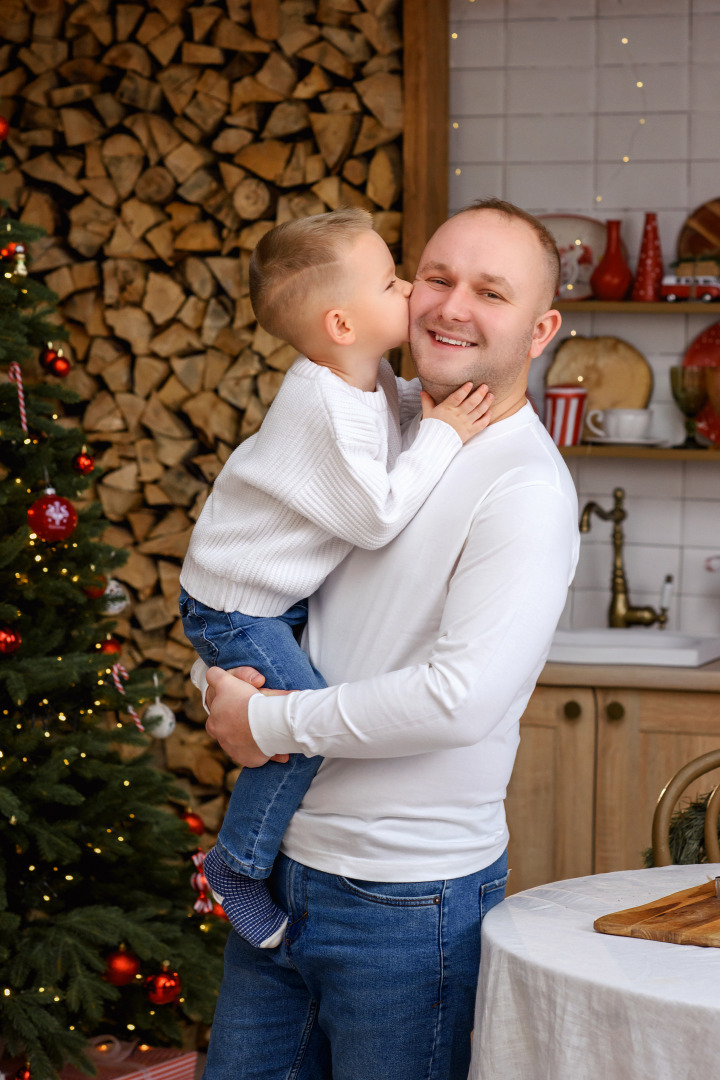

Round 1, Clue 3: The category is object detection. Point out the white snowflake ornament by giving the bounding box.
[103,578,130,615]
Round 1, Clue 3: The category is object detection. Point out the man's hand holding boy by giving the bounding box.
[205,666,290,767]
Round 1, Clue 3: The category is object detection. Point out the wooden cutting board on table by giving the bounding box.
[594,880,720,947]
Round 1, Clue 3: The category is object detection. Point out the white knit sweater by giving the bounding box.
[180,356,463,616]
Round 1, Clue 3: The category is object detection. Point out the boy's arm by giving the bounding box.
[285,383,491,550]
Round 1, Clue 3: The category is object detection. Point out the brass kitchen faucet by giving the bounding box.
[579,487,673,629]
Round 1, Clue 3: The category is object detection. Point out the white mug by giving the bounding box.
[586,407,651,440]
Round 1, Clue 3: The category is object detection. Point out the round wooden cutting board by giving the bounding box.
[683,320,720,445]
[677,199,720,259]
[546,336,653,420]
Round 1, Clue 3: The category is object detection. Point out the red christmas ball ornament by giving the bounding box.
[27,489,78,542]
[104,949,141,986]
[212,902,229,921]
[99,636,122,655]
[38,346,60,372]
[49,354,71,378]
[0,627,22,654]
[73,450,95,475]
[145,971,182,1005]
[0,241,17,259]
[182,811,206,836]
[13,1067,32,1080]
[84,574,108,599]
[0,116,9,140]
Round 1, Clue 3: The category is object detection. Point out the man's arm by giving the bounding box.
[207,483,578,764]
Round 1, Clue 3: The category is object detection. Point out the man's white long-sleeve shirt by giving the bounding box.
[247,403,580,881]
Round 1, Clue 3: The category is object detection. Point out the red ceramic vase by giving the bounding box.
[631,212,664,301]
[590,220,633,301]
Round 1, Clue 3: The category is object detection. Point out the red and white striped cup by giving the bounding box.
[544,384,588,447]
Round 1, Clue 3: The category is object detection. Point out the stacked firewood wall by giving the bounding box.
[0,0,403,831]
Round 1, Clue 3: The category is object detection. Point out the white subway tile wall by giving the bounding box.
[449,0,720,633]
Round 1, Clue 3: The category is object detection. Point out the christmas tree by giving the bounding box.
[0,183,228,1076]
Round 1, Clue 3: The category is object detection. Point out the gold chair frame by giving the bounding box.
[651,749,720,866]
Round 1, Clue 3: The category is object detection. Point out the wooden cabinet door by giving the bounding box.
[595,688,720,874]
[505,685,596,895]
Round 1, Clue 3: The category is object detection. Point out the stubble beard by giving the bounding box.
[411,320,534,405]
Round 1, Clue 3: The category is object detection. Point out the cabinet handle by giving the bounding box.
[563,700,582,720]
[606,701,625,722]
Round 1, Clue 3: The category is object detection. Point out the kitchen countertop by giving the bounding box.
[539,658,720,692]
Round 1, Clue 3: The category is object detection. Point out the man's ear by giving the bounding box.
[529,308,562,359]
[324,308,356,346]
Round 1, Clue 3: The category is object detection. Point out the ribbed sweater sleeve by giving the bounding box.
[180,357,462,616]
[287,415,461,548]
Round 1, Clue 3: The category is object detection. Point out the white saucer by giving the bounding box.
[585,435,662,446]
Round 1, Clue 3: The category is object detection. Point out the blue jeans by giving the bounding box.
[203,850,509,1080]
[179,589,326,879]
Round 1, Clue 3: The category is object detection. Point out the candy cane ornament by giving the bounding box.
[8,362,28,433]
[110,662,145,731]
[190,850,213,913]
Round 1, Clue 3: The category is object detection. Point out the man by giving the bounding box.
[199,199,580,1080]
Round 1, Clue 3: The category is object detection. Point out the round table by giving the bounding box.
[470,865,720,1080]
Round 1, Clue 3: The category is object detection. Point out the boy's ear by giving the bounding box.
[324,308,356,346]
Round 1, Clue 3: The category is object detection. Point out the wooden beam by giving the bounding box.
[401,0,449,379]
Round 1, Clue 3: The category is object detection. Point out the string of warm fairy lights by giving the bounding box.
[449,19,650,202]
[449,14,655,340]
[594,35,648,208]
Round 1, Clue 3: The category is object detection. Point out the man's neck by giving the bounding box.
[488,390,528,424]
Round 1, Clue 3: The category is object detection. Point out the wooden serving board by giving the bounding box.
[546,336,653,439]
[594,880,720,947]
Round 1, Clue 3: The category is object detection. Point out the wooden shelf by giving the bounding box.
[555,301,720,314]
[560,445,720,461]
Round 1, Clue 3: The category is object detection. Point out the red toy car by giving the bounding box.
[661,274,720,301]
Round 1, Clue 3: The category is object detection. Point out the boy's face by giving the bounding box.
[341,230,412,353]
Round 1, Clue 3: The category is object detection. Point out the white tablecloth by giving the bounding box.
[470,865,720,1080]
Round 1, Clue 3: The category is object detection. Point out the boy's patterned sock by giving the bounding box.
[203,846,288,949]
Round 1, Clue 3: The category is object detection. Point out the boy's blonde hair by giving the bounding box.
[249,207,374,346]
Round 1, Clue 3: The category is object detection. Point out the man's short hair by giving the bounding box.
[249,207,374,344]
[453,197,561,307]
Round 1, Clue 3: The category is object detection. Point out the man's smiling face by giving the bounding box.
[409,210,557,407]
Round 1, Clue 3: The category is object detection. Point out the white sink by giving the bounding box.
[549,628,720,667]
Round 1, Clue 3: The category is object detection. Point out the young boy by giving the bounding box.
[179,208,492,949]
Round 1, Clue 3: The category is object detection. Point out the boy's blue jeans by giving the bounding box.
[203,850,509,1079]
[178,589,326,880]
